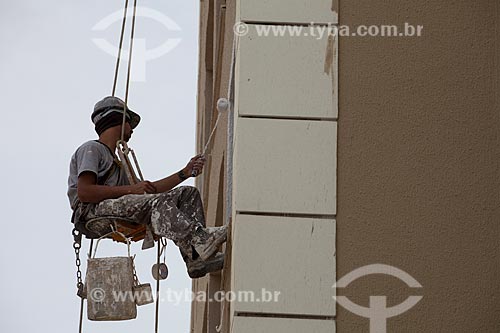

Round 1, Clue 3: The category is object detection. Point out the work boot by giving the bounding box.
[190,225,228,261]
[187,252,225,279]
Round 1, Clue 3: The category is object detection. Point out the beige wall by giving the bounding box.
[193,0,500,332]
[191,1,235,331]
[337,1,499,332]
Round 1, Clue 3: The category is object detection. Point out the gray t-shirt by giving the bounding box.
[67,140,129,209]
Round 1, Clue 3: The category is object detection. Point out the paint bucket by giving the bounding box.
[133,283,154,306]
[86,235,137,321]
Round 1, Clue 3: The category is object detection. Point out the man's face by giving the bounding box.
[124,122,133,141]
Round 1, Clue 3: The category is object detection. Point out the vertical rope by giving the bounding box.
[224,34,238,227]
[155,240,161,333]
[200,31,238,159]
[112,0,130,97]
[88,239,94,258]
[78,298,84,333]
[121,0,138,143]
[218,32,239,333]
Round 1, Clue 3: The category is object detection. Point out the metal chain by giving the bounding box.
[72,228,84,297]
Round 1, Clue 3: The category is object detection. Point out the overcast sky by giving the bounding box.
[0,1,200,332]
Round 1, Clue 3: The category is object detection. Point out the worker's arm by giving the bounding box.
[153,155,206,193]
[77,172,157,204]
[78,155,205,202]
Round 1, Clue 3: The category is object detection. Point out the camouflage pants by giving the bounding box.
[81,186,206,247]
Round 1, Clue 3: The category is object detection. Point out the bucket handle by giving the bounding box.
[92,224,131,259]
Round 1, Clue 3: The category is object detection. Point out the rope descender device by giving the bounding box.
[116,139,144,185]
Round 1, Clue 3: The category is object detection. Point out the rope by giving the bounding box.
[227,34,237,104]
[113,0,144,186]
[112,0,130,97]
[224,30,238,225]
[93,225,131,258]
[159,237,168,257]
[88,239,95,259]
[78,298,84,333]
[217,29,239,333]
[121,0,139,143]
[155,240,161,333]
[76,1,145,331]
[200,27,238,160]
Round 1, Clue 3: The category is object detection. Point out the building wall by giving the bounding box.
[230,1,339,329]
[192,1,500,332]
[336,1,499,332]
[191,1,234,331]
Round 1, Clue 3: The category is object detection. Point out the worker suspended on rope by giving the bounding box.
[67,96,227,279]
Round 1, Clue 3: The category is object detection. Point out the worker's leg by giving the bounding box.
[150,186,206,240]
[155,186,227,262]
[155,186,224,258]
[85,186,226,260]
[87,186,202,242]
[182,250,225,278]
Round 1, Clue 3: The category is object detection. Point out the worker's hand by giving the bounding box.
[128,181,157,194]
[184,155,206,177]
